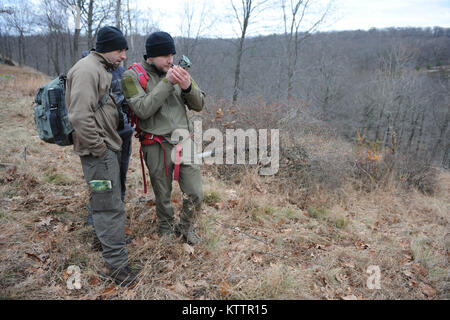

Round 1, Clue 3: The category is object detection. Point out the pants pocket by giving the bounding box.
[90,189,115,212]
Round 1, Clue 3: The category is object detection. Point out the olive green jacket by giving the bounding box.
[66,52,121,157]
[121,59,205,143]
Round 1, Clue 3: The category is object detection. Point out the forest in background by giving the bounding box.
[1,0,449,170]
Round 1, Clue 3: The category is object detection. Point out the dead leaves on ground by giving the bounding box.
[207,199,239,211]
[401,263,437,298]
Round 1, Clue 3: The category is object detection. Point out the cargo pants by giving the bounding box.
[143,140,203,236]
[80,148,128,268]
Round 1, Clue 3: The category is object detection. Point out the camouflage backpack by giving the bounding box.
[33,75,110,146]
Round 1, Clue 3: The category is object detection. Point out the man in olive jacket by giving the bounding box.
[121,31,205,244]
[66,26,136,286]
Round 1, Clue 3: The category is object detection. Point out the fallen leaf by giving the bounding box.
[100,284,118,299]
[214,201,226,210]
[25,266,39,274]
[37,217,53,227]
[146,200,156,207]
[402,270,414,278]
[126,282,138,290]
[90,276,99,286]
[185,280,196,288]
[342,262,355,269]
[408,279,419,288]
[219,281,231,297]
[174,282,188,294]
[196,280,208,287]
[183,243,194,255]
[411,264,428,278]
[132,238,144,247]
[125,226,132,236]
[227,199,238,208]
[25,252,42,263]
[150,234,159,241]
[420,283,437,298]
[254,183,264,194]
[62,270,70,281]
[52,223,64,233]
[251,252,263,264]
[336,273,348,283]
[341,294,358,300]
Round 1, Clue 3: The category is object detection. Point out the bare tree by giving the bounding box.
[4,0,36,66]
[72,0,113,50]
[177,0,214,59]
[40,0,70,74]
[229,0,269,105]
[282,0,332,100]
[59,0,83,65]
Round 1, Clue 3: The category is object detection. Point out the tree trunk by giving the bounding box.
[115,0,121,29]
[71,2,81,66]
[231,0,252,106]
[442,141,449,169]
[18,32,24,66]
[52,34,61,75]
[431,108,449,161]
[415,109,425,156]
[232,34,245,106]
[406,110,420,154]
[374,103,386,142]
[87,0,95,49]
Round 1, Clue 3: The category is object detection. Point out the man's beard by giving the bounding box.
[151,63,167,76]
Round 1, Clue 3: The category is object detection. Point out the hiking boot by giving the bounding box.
[158,228,176,243]
[99,263,137,287]
[175,224,202,245]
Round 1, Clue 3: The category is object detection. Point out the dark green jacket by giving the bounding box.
[121,59,205,143]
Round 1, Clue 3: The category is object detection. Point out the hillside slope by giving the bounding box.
[0,64,448,300]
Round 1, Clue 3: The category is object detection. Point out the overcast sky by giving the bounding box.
[138,0,450,38]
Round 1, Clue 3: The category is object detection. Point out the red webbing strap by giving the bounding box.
[127,63,151,193]
[139,145,148,194]
[139,133,169,193]
[173,133,192,181]
[173,144,182,181]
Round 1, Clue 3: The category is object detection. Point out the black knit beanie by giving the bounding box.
[96,26,128,53]
[145,32,176,58]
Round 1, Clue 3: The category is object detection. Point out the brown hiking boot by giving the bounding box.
[99,263,138,287]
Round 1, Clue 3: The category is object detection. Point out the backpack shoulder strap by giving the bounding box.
[128,63,149,91]
[93,87,111,112]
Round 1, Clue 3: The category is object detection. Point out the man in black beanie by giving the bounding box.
[122,31,205,245]
[66,26,137,286]
[145,31,176,61]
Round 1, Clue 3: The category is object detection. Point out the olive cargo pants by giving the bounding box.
[143,141,203,235]
[80,149,128,268]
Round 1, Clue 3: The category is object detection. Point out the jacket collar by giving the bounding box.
[92,51,116,71]
[141,58,165,77]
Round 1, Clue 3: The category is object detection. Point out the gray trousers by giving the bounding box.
[80,148,128,268]
[143,141,203,235]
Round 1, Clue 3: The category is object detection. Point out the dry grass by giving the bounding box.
[0,64,448,300]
